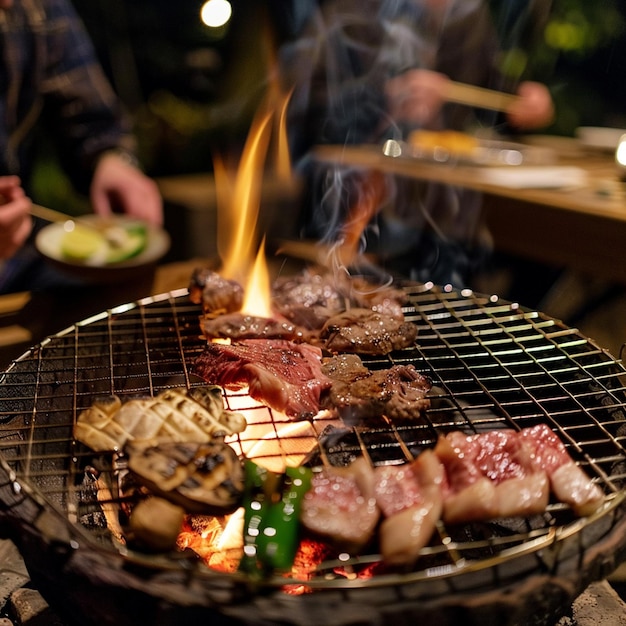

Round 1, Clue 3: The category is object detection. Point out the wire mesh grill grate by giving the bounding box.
[0,285,625,594]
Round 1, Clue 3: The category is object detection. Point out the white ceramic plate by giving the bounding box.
[36,214,170,281]
[576,127,626,151]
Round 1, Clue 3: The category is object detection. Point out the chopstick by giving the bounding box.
[275,239,333,265]
[29,203,74,223]
[444,81,518,112]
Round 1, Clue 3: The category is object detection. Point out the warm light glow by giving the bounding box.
[330,170,387,269]
[616,135,626,167]
[214,89,296,318]
[217,507,244,551]
[200,0,232,28]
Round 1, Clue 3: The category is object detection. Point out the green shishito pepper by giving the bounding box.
[239,460,312,576]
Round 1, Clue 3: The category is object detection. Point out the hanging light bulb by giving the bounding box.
[200,0,232,29]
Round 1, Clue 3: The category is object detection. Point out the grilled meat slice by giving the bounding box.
[300,458,379,551]
[376,450,445,566]
[74,386,246,452]
[321,354,431,423]
[434,433,550,523]
[272,269,349,331]
[125,439,244,515]
[521,424,604,517]
[189,268,244,315]
[320,308,418,355]
[193,339,333,419]
[271,268,408,331]
[200,312,306,342]
[435,425,602,522]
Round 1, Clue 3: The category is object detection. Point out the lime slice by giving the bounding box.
[60,224,107,261]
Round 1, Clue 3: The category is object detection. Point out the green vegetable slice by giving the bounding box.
[60,225,107,261]
[59,222,147,264]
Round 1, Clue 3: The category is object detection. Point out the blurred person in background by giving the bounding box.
[280,0,554,286]
[0,0,162,294]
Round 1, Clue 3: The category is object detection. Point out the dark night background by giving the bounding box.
[30,0,626,209]
[73,1,626,171]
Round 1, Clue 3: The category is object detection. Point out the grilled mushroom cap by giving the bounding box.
[125,439,245,515]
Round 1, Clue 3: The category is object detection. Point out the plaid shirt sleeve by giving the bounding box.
[3,0,136,191]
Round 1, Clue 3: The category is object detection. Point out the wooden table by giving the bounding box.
[313,143,626,285]
[0,258,214,370]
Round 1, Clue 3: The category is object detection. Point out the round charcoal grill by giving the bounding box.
[0,283,626,626]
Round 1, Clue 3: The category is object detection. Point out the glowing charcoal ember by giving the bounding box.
[177,513,243,573]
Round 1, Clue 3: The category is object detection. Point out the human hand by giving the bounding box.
[385,69,450,126]
[506,81,555,130]
[90,152,163,226]
[0,176,32,260]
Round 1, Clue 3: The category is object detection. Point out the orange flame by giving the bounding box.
[273,87,294,181]
[217,108,273,286]
[214,87,295,318]
[241,237,272,317]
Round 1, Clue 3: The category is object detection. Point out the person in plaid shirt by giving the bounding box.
[0,0,162,292]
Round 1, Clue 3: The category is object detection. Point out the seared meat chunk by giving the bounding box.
[272,269,348,330]
[521,424,604,517]
[375,450,445,566]
[435,431,550,523]
[271,269,408,331]
[321,354,431,423]
[320,308,417,355]
[200,312,305,342]
[435,425,604,522]
[189,268,244,315]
